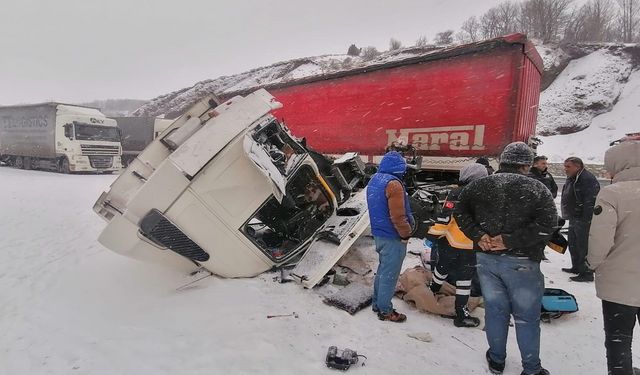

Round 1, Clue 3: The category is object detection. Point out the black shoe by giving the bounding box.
[520,368,550,375]
[561,267,578,274]
[570,273,594,282]
[454,306,480,328]
[486,350,505,374]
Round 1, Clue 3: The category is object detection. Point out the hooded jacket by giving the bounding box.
[588,141,640,307]
[453,169,557,261]
[366,152,414,239]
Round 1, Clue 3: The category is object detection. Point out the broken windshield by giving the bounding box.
[74,122,120,142]
[242,164,334,261]
[252,120,306,177]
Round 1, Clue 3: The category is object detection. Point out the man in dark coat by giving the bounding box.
[528,155,558,198]
[454,142,557,375]
[560,156,600,282]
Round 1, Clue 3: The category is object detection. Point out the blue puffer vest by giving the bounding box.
[366,152,414,239]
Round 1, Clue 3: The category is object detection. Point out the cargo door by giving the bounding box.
[290,189,369,288]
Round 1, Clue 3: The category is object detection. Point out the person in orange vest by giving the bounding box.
[427,163,488,327]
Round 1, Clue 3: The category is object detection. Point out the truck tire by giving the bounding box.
[15,156,24,169]
[59,158,70,174]
[409,196,433,239]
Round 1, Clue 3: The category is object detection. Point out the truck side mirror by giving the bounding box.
[64,123,73,139]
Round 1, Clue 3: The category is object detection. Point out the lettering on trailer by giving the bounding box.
[385,125,486,151]
[90,117,105,124]
[1,116,48,129]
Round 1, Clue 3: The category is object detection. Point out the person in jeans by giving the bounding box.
[454,142,557,375]
[561,156,600,282]
[428,163,488,328]
[587,140,640,375]
[366,151,414,322]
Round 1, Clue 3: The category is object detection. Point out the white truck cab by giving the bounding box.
[93,89,369,288]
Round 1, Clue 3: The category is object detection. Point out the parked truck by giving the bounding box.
[113,117,174,167]
[0,103,122,173]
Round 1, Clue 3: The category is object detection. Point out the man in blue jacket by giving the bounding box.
[561,156,600,282]
[366,151,414,322]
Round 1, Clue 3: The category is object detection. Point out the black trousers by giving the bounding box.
[432,238,477,311]
[602,300,640,375]
[568,219,592,274]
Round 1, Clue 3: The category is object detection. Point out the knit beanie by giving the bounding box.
[459,163,488,184]
[499,142,534,166]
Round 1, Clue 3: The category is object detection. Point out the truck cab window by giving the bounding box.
[242,165,333,260]
[64,123,74,139]
[252,120,305,176]
[73,122,120,142]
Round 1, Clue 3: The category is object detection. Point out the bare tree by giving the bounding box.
[616,0,640,42]
[481,8,502,39]
[460,16,481,42]
[495,1,521,35]
[415,35,429,47]
[434,30,455,44]
[361,46,380,61]
[519,0,575,43]
[389,38,403,51]
[565,0,616,41]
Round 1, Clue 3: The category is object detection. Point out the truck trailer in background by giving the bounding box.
[0,103,122,173]
[113,117,174,167]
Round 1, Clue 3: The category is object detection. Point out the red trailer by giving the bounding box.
[228,34,542,162]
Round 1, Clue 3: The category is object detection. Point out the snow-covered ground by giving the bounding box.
[538,68,640,164]
[2,167,638,374]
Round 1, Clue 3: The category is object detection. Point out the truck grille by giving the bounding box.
[81,144,120,156]
[139,209,210,262]
[89,156,113,169]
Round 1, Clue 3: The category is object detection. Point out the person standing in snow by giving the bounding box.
[366,151,414,323]
[528,155,558,198]
[428,163,488,328]
[454,142,557,375]
[561,156,600,282]
[587,140,640,375]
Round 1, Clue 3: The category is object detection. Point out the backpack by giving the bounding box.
[541,288,578,322]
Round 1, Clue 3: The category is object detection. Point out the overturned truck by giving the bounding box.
[93,90,379,288]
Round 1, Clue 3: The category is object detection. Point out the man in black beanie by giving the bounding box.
[455,142,557,375]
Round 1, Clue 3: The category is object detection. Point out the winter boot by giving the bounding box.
[520,368,549,375]
[570,272,594,282]
[377,309,407,323]
[454,306,480,328]
[486,350,505,374]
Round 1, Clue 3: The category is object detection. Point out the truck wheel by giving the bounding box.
[59,158,70,174]
[24,157,32,170]
[409,196,433,239]
[15,156,24,169]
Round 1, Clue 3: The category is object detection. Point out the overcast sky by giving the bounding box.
[1,0,514,105]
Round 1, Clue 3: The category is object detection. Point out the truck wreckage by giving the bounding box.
[93,89,437,288]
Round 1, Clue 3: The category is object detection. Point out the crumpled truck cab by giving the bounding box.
[93,89,369,288]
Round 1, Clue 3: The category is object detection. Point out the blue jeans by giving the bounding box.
[372,236,407,314]
[476,253,545,375]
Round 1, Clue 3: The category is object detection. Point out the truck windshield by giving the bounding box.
[74,122,120,142]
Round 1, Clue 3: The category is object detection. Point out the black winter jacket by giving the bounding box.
[560,168,600,221]
[528,168,558,198]
[453,170,558,261]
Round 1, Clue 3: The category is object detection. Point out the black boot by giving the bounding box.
[486,350,505,374]
[454,306,480,328]
[520,368,549,375]
[561,267,578,274]
[570,272,594,282]
[429,281,442,294]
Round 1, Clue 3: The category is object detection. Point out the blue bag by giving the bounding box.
[541,288,578,321]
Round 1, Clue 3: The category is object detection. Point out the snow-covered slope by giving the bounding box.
[1,167,638,374]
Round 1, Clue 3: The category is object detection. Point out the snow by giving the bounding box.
[2,167,639,374]
[537,49,633,136]
[539,68,640,164]
[531,42,570,71]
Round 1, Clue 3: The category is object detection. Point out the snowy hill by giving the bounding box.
[1,167,638,374]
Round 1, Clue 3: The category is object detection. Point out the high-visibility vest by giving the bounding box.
[427,188,474,250]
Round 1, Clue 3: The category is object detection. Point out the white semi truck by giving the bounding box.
[93,89,372,288]
[0,103,122,173]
